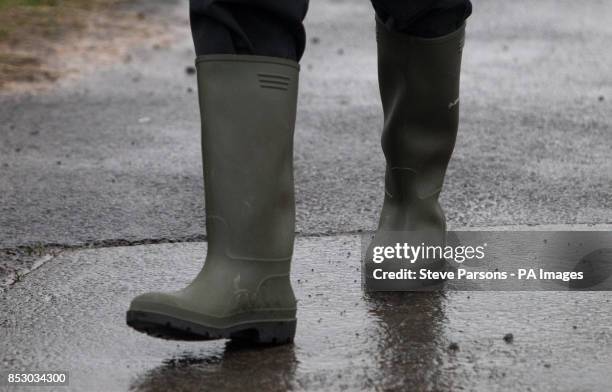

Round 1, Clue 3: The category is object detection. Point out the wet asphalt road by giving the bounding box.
[2,238,611,391]
[1,0,612,390]
[1,0,611,248]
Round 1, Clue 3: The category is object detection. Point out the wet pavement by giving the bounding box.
[1,0,611,248]
[2,237,612,391]
[1,0,612,390]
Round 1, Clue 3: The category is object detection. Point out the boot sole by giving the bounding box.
[126,310,296,345]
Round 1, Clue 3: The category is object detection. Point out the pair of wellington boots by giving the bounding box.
[126,22,466,344]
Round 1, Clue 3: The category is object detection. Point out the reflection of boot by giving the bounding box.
[132,342,297,391]
[366,292,445,389]
[127,55,299,344]
[366,21,466,289]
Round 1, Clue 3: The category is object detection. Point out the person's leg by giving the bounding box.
[366,0,471,289]
[372,0,471,37]
[126,1,308,344]
[190,0,308,60]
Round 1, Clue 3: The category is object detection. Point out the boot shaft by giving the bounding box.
[376,22,465,202]
[196,55,299,263]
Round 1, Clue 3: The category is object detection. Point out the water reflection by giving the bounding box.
[130,283,453,390]
[132,340,297,392]
[365,291,454,391]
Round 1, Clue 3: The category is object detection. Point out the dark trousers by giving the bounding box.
[190,0,472,61]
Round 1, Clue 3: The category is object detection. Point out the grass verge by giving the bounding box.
[0,0,169,91]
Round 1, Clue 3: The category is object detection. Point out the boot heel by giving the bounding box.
[231,320,297,344]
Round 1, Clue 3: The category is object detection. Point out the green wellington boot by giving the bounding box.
[365,21,466,290]
[127,55,299,344]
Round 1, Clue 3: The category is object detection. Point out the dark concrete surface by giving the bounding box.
[1,0,611,249]
[1,0,611,390]
[2,237,611,392]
